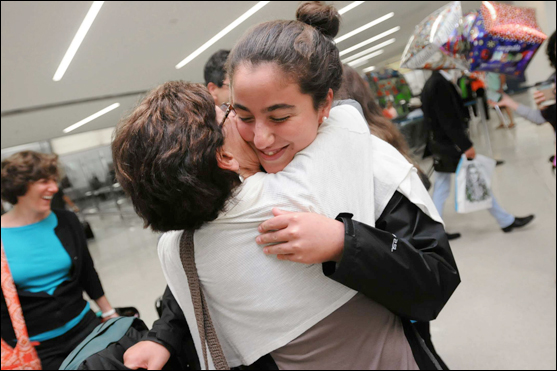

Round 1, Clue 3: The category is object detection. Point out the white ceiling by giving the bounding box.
[1,1,483,149]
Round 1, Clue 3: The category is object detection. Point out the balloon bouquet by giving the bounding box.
[401,1,548,120]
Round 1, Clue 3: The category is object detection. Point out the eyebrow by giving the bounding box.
[233,103,295,113]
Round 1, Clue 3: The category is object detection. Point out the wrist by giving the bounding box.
[101,308,116,318]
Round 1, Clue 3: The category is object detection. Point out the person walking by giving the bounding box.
[422,70,534,239]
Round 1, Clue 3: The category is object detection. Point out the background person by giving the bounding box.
[490,31,556,169]
[204,49,230,106]
[486,72,515,129]
[1,151,118,370]
[470,72,490,120]
[422,70,535,239]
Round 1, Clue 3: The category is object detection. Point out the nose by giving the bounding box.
[252,121,274,150]
[47,180,59,194]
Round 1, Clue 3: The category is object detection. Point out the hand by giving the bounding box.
[123,341,171,370]
[100,312,119,323]
[533,90,547,110]
[491,94,518,110]
[464,146,476,160]
[256,208,345,264]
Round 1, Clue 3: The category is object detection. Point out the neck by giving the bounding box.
[3,204,50,227]
[238,167,257,180]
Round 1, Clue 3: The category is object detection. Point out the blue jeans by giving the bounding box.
[432,171,515,229]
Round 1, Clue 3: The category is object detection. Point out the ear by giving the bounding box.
[207,82,219,103]
[216,149,240,172]
[319,88,334,124]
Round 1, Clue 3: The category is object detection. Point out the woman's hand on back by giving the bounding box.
[123,341,170,370]
[256,208,344,264]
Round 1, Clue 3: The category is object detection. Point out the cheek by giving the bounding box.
[237,121,254,143]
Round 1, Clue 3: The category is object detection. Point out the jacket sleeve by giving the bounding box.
[143,286,191,357]
[69,212,104,300]
[323,191,460,322]
[432,80,474,152]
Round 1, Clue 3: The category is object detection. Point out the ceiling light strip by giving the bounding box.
[176,1,270,69]
[338,1,365,15]
[53,1,104,82]
[342,38,395,63]
[63,103,120,133]
[339,26,400,56]
[362,65,376,73]
[347,49,384,67]
[334,12,394,44]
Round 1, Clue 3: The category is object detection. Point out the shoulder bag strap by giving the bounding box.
[1,239,42,370]
[179,230,229,370]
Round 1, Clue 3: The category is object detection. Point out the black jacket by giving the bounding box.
[422,71,474,173]
[145,192,460,370]
[1,209,105,341]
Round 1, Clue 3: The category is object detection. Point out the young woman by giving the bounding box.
[1,151,117,370]
[117,3,459,370]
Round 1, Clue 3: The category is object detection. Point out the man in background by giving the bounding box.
[421,70,534,239]
[204,49,230,105]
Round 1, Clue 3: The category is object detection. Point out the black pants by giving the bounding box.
[34,310,101,370]
[414,321,449,370]
[475,88,490,120]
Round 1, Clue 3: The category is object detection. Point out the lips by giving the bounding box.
[258,146,288,161]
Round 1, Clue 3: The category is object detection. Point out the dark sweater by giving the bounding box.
[1,209,104,342]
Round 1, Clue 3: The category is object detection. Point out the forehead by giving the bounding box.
[232,63,303,106]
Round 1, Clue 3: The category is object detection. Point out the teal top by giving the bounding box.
[2,212,90,341]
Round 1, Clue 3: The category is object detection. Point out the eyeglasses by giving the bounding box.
[219,103,235,128]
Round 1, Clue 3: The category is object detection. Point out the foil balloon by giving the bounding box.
[442,11,478,69]
[467,1,547,76]
[401,1,468,70]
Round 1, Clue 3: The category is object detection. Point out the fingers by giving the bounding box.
[256,227,298,245]
[272,208,293,216]
[258,214,291,233]
[263,243,295,256]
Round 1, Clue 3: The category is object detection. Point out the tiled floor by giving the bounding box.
[84,91,556,370]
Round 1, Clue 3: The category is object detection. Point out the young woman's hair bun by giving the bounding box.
[296,1,340,39]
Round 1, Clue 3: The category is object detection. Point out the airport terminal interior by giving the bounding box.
[1,1,556,370]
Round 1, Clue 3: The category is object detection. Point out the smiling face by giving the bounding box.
[18,178,59,214]
[232,62,330,174]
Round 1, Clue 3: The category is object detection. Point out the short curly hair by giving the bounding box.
[1,151,60,205]
[112,81,241,232]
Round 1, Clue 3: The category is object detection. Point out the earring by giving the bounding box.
[322,116,328,123]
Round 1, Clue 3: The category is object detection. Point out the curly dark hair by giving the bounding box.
[547,31,556,69]
[1,151,60,205]
[204,49,230,87]
[226,1,343,111]
[112,81,241,232]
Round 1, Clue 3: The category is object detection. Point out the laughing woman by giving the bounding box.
[1,151,117,370]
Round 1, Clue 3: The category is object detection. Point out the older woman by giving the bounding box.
[1,151,117,370]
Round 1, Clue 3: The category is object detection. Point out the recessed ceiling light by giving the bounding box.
[53,1,104,82]
[63,103,120,134]
[335,12,394,44]
[347,50,384,68]
[176,1,270,69]
[338,1,365,15]
[362,66,376,73]
[342,38,395,63]
[339,26,400,56]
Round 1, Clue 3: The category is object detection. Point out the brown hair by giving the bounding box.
[1,151,60,205]
[336,65,415,165]
[112,81,241,232]
[226,1,343,110]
